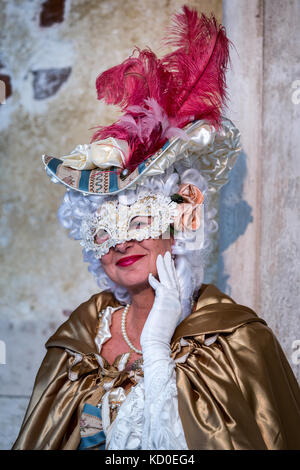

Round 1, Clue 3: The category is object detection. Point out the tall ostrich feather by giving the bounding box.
[92,6,230,171]
[162,6,230,127]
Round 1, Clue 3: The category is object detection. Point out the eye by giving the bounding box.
[129,216,152,231]
[94,228,110,245]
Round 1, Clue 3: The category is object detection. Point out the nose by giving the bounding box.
[114,240,133,253]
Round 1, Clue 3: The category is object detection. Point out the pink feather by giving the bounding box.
[95,49,172,111]
[162,6,230,127]
[92,6,230,171]
[92,98,186,170]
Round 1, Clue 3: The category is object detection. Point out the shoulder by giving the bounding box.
[192,285,284,364]
[69,290,120,327]
[173,283,267,342]
[224,318,280,357]
[178,285,288,373]
[193,283,237,309]
[45,290,120,354]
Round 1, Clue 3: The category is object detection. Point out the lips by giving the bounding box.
[116,255,145,267]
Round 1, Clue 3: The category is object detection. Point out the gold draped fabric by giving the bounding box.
[12,284,300,450]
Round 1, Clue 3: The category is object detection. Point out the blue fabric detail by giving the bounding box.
[138,162,146,174]
[78,403,105,450]
[79,170,91,191]
[78,430,106,450]
[109,167,119,192]
[47,158,62,174]
[162,140,170,150]
[82,403,102,419]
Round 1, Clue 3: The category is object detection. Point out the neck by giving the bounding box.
[127,284,155,328]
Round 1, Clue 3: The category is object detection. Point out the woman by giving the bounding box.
[13,7,300,450]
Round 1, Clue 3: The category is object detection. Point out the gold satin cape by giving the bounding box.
[12,284,300,450]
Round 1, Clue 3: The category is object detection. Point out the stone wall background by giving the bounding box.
[1,0,299,451]
[221,0,300,399]
[0,0,221,450]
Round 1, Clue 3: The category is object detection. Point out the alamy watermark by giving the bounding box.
[0,340,6,364]
[291,340,300,365]
[291,80,300,105]
[0,79,6,104]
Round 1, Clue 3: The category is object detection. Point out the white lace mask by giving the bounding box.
[80,194,179,258]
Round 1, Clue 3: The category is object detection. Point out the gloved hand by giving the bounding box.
[140,250,182,368]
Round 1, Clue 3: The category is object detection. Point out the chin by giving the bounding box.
[119,274,150,290]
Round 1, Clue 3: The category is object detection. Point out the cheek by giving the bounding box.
[144,237,173,255]
[141,240,169,273]
[101,261,119,284]
[100,253,113,275]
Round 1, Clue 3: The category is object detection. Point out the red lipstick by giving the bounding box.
[116,255,145,267]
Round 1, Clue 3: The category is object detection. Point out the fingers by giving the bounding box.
[149,251,179,292]
[156,253,173,289]
[163,251,178,290]
[170,253,180,292]
[156,251,178,290]
[148,273,160,290]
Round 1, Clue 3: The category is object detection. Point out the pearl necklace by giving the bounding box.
[121,298,196,355]
[121,304,143,355]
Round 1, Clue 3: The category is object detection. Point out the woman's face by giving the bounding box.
[100,234,174,293]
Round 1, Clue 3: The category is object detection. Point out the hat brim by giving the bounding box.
[42,119,241,196]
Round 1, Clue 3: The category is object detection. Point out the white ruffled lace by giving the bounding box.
[94,304,188,450]
[107,360,188,450]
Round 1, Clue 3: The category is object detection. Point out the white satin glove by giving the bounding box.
[140,250,182,369]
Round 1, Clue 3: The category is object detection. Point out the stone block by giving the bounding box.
[0,73,12,101]
[0,396,30,450]
[40,0,65,27]
[32,67,71,100]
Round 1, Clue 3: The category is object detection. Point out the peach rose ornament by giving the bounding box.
[173,183,204,232]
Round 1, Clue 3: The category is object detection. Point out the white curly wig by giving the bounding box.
[57,160,218,323]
